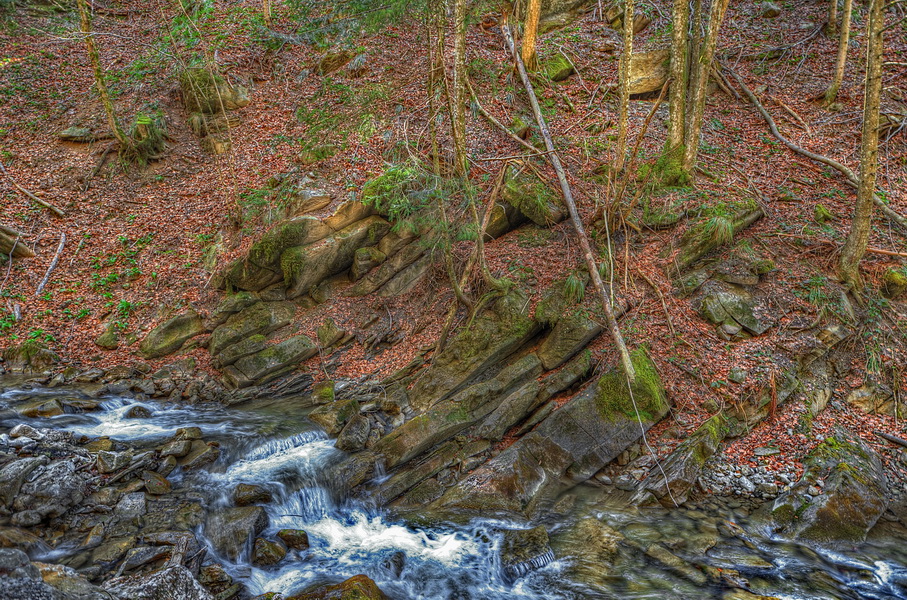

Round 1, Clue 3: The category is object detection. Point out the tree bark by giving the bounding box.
[666,0,689,156]
[823,0,852,105]
[615,0,634,172]
[839,0,884,288]
[76,0,130,150]
[450,0,469,176]
[502,20,637,383]
[682,0,729,172]
[827,0,838,37]
[522,0,541,70]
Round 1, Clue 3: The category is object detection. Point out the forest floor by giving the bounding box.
[1,0,907,490]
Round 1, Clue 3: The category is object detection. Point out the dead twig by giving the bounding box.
[0,161,66,217]
[35,233,65,296]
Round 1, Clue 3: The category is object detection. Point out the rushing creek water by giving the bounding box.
[2,385,907,599]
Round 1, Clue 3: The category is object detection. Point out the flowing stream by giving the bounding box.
[2,386,907,600]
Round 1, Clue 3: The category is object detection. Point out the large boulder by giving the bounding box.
[231,335,317,386]
[139,310,207,359]
[208,302,295,356]
[762,431,889,545]
[628,50,670,95]
[374,353,543,469]
[0,549,62,600]
[436,349,669,515]
[223,217,334,291]
[11,460,87,524]
[406,291,540,412]
[282,216,391,298]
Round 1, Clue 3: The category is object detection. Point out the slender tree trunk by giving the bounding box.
[685,0,702,137]
[682,0,729,172]
[262,0,271,26]
[666,0,689,156]
[427,0,445,175]
[827,0,838,37]
[615,0,634,172]
[450,0,468,176]
[76,0,130,149]
[823,0,852,105]
[522,0,541,70]
[839,0,884,288]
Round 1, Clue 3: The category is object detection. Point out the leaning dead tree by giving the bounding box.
[502,20,637,382]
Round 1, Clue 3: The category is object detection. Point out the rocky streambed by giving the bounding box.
[1,381,906,600]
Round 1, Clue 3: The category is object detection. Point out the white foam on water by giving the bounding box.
[211,436,337,484]
[304,511,479,568]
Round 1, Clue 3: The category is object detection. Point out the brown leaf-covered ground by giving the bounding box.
[1,0,906,485]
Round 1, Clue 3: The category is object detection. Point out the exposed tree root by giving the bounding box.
[724,65,907,233]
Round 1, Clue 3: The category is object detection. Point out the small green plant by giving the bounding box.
[564,272,586,303]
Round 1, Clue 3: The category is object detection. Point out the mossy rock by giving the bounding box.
[215,334,268,368]
[95,322,120,350]
[541,53,574,82]
[139,310,207,359]
[287,574,388,600]
[501,168,566,227]
[234,335,317,384]
[881,268,907,299]
[2,340,59,373]
[351,247,386,281]
[537,311,602,370]
[282,216,391,299]
[698,287,769,335]
[208,301,295,356]
[594,348,668,423]
[308,398,359,436]
[405,289,540,412]
[179,67,250,114]
[761,430,889,544]
[635,413,727,506]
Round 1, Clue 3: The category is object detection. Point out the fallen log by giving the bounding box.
[502,19,636,382]
[0,226,34,259]
[875,431,907,449]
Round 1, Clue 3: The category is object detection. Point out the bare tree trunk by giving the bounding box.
[522,0,541,70]
[666,0,689,155]
[262,0,271,26]
[615,0,634,172]
[427,0,445,175]
[450,0,469,176]
[839,0,884,288]
[76,0,130,150]
[502,20,637,383]
[823,0,852,105]
[682,0,729,172]
[827,0,838,37]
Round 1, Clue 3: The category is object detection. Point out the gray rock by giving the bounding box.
[103,565,213,600]
[12,460,87,521]
[759,1,781,17]
[335,414,371,453]
[205,506,269,561]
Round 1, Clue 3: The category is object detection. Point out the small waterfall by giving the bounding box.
[244,430,327,461]
[502,549,556,584]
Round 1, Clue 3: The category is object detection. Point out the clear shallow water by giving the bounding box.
[1,385,906,600]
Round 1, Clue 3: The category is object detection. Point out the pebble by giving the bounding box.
[808,486,821,496]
